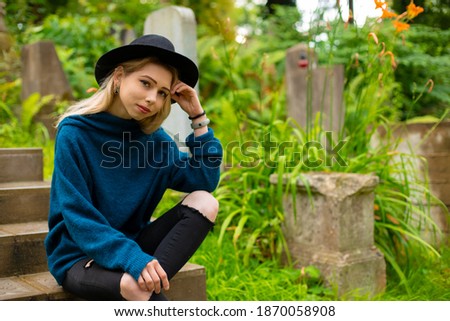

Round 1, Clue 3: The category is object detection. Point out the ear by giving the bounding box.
[113,66,124,87]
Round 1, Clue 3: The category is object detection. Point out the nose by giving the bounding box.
[145,89,157,104]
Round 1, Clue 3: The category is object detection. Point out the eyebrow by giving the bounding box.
[141,75,170,92]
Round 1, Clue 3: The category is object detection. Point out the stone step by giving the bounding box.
[0,148,43,183]
[0,220,207,300]
[0,221,48,277]
[0,181,51,224]
[165,262,207,301]
[0,263,206,301]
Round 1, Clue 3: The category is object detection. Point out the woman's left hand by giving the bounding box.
[170,81,204,118]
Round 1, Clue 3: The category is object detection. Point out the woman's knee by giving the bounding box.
[181,191,219,222]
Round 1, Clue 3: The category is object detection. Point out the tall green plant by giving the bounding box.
[0,92,53,147]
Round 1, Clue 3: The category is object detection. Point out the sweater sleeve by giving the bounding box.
[168,128,223,193]
[50,126,153,281]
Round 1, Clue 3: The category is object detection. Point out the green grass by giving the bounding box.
[191,232,336,301]
[190,229,450,301]
[380,246,450,301]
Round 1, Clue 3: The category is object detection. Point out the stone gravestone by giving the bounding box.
[144,6,198,146]
[380,122,450,245]
[21,41,73,137]
[286,43,345,134]
[0,2,11,51]
[270,172,386,298]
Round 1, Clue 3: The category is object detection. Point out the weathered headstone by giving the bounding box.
[21,41,73,137]
[376,122,450,245]
[118,24,136,46]
[270,172,386,297]
[286,43,345,134]
[0,2,11,51]
[144,6,198,145]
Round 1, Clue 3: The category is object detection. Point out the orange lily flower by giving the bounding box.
[374,0,387,10]
[380,8,398,19]
[406,1,424,19]
[393,20,410,33]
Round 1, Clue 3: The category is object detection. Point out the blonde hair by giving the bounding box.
[56,57,179,134]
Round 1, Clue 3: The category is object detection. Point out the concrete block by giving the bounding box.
[0,221,48,277]
[0,181,51,224]
[0,148,43,183]
[271,172,386,297]
[165,263,207,301]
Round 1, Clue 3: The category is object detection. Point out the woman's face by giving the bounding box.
[111,62,173,120]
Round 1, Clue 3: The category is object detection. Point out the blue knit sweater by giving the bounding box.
[44,112,222,285]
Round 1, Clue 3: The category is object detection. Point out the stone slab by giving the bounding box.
[144,6,198,145]
[21,41,73,137]
[0,148,43,183]
[288,245,386,298]
[394,121,450,154]
[0,276,45,300]
[165,263,206,301]
[286,43,345,134]
[0,221,48,277]
[0,181,51,224]
[0,263,206,301]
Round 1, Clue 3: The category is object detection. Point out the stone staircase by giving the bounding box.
[0,148,206,300]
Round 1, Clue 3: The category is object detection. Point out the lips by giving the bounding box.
[137,104,150,114]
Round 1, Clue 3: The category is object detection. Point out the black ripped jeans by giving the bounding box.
[62,202,214,301]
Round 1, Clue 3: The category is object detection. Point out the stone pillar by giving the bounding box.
[144,6,198,146]
[286,43,345,134]
[21,41,73,137]
[270,172,386,297]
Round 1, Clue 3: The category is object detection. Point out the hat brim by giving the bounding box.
[95,44,199,90]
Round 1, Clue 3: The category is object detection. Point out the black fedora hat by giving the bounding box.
[95,34,199,89]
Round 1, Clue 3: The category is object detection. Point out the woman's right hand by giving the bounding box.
[138,259,170,293]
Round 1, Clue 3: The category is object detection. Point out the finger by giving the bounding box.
[172,83,193,97]
[155,265,170,291]
[171,82,185,95]
[170,91,181,103]
[138,274,150,292]
[148,269,161,294]
[142,267,157,293]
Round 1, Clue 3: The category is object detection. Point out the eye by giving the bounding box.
[159,91,168,98]
[140,80,151,87]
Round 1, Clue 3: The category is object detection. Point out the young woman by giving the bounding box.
[44,34,223,301]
